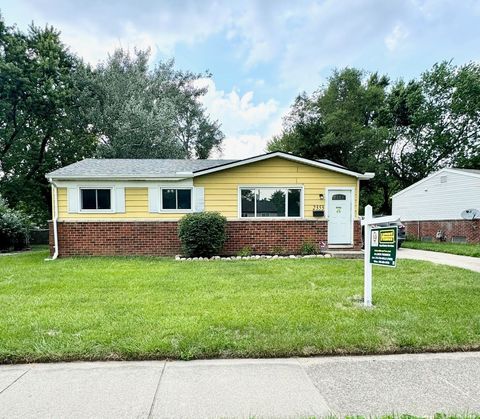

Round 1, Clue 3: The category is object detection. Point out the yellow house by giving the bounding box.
[46,152,374,257]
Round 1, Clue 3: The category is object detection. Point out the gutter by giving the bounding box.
[359,172,375,180]
[45,180,59,261]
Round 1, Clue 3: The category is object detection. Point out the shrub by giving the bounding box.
[0,196,32,251]
[299,240,319,255]
[271,245,286,255]
[236,245,253,257]
[178,212,227,257]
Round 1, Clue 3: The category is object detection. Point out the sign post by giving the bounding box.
[362,205,399,307]
[363,205,373,307]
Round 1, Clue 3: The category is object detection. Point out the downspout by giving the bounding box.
[46,180,59,260]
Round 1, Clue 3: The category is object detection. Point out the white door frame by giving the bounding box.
[325,187,355,245]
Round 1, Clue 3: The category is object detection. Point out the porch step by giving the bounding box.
[326,250,364,259]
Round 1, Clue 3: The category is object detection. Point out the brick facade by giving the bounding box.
[49,220,362,257]
[404,219,480,243]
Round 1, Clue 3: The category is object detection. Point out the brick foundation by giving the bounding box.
[49,220,362,257]
[403,219,480,243]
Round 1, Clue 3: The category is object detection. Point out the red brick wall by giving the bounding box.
[49,220,362,257]
[404,219,480,243]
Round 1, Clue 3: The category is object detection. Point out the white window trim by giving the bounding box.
[159,186,194,213]
[78,187,115,213]
[325,187,355,245]
[237,185,304,219]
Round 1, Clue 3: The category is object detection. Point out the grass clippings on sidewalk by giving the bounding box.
[0,251,479,363]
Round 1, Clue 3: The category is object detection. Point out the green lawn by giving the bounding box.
[0,251,479,363]
[403,241,480,257]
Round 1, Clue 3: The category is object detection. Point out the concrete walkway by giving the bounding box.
[1,352,480,418]
[398,248,480,272]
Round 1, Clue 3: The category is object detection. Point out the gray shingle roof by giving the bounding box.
[46,153,354,179]
[46,158,237,179]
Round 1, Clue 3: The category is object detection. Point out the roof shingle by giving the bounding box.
[46,158,237,179]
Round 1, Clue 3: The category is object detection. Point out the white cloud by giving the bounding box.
[195,78,284,158]
[385,23,409,51]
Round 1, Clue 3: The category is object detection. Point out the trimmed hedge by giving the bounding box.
[178,212,227,257]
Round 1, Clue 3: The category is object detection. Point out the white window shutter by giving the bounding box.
[194,187,205,212]
[115,187,125,213]
[67,187,79,213]
[148,187,160,213]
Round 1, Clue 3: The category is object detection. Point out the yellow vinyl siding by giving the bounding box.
[194,157,359,219]
[57,187,177,220]
[56,157,359,220]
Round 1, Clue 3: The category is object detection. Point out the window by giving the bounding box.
[332,194,346,200]
[80,188,111,211]
[240,187,302,218]
[161,188,192,210]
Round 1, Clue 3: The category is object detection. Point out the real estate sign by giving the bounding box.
[369,226,398,267]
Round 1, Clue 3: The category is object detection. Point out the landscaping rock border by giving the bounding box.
[175,254,332,261]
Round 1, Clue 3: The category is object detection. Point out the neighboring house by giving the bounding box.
[46,151,374,257]
[392,168,480,243]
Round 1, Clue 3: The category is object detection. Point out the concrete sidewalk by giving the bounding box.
[398,248,480,272]
[1,352,480,418]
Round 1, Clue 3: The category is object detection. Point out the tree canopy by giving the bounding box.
[0,18,97,222]
[268,63,480,213]
[92,49,224,159]
[0,15,224,224]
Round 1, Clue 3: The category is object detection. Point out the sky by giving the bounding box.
[2,0,480,158]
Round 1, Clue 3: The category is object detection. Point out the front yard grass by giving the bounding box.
[0,251,479,363]
[403,241,480,257]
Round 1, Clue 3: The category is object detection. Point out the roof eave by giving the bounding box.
[46,173,193,181]
[358,172,375,180]
[193,151,374,179]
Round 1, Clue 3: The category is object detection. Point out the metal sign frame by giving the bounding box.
[361,205,399,307]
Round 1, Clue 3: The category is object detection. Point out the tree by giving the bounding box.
[0,16,97,223]
[92,49,224,159]
[383,61,480,189]
[267,68,391,212]
[268,63,480,213]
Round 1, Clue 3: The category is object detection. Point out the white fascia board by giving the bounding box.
[47,174,192,182]
[193,151,373,179]
[446,168,480,180]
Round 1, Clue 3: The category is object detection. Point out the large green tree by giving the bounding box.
[383,61,480,189]
[268,63,480,214]
[268,68,391,212]
[92,49,224,159]
[0,16,97,223]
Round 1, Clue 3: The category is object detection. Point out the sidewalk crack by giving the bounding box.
[148,361,167,418]
[295,358,335,416]
[0,368,30,396]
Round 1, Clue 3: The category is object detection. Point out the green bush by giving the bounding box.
[0,196,32,251]
[178,212,227,257]
[236,245,253,257]
[271,245,286,255]
[299,240,319,255]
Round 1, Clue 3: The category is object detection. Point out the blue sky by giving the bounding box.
[2,0,480,158]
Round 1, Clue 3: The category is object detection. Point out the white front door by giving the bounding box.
[327,190,352,245]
